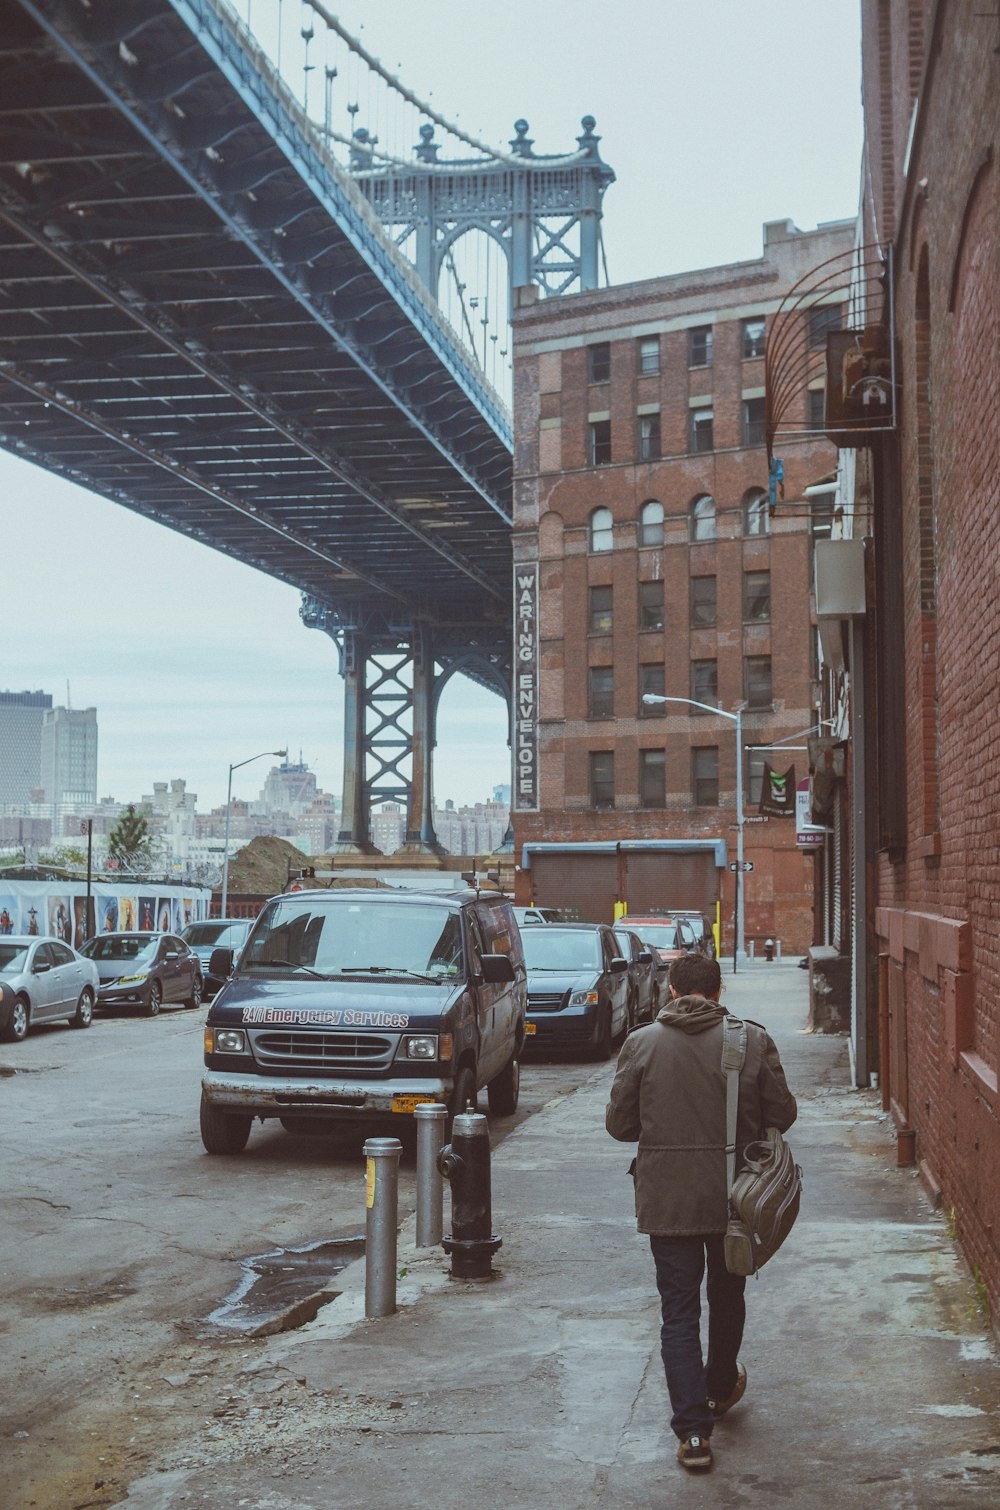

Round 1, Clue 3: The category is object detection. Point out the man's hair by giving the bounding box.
[667,952,722,998]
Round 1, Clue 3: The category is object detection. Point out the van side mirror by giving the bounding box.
[610,956,629,974]
[637,949,654,965]
[480,953,515,984]
[209,947,235,981]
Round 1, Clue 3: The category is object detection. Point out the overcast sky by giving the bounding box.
[3,0,863,813]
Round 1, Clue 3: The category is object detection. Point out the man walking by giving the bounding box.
[606,952,796,1473]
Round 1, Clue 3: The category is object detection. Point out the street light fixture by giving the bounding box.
[642,694,746,972]
[220,749,287,917]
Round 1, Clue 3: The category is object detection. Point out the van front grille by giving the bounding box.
[249,1029,398,1071]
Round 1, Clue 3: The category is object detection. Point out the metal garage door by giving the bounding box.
[622,850,718,915]
[529,852,619,923]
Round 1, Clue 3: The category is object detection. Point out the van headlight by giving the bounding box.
[569,989,599,1007]
[207,1027,248,1054]
[402,1035,438,1060]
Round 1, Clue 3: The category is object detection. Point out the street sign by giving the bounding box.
[729,861,754,872]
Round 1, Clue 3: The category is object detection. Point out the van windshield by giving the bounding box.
[239,898,464,981]
[521,928,602,971]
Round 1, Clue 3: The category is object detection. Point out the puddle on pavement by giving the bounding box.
[203,1236,365,1338]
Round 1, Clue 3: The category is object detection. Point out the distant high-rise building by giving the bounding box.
[258,758,318,818]
[0,689,52,804]
[40,706,98,806]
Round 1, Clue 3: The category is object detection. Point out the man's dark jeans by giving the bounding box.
[650,1233,746,1440]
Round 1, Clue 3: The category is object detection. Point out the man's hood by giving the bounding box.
[655,994,727,1033]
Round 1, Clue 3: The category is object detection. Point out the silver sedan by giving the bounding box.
[0,935,100,1042]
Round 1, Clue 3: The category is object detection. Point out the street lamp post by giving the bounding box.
[642,695,745,973]
[220,749,287,917]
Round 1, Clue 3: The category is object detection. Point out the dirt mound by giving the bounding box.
[225,836,315,899]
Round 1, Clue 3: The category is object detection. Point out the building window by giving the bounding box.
[588,342,611,382]
[690,407,714,453]
[589,666,614,718]
[691,659,719,709]
[742,318,766,359]
[640,748,666,808]
[637,335,660,374]
[589,584,613,634]
[589,750,615,809]
[589,506,613,552]
[638,412,661,461]
[638,498,664,547]
[808,304,842,348]
[690,493,716,541]
[690,574,717,627]
[742,397,766,448]
[639,663,665,712]
[692,747,719,806]
[744,570,771,623]
[689,325,713,366]
[639,579,664,631]
[745,655,773,708]
[588,419,611,466]
[743,488,769,535]
[808,386,826,428]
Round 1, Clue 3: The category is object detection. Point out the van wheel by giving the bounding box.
[487,1053,520,1117]
[448,1064,478,1127]
[593,1009,613,1061]
[200,1093,251,1154]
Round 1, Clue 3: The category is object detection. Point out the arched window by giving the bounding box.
[690,494,716,542]
[743,488,770,536]
[589,507,614,553]
[638,499,664,547]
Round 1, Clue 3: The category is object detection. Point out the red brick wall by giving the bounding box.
[512,223,854,953]
[871,3,1000,1321]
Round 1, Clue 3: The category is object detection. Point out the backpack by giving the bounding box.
[721,1016,802,1276]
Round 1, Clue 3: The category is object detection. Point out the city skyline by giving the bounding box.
[2,1,863,811]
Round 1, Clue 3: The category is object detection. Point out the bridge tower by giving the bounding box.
[308,120,614,854]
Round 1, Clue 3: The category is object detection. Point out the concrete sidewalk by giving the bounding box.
[125,964,1000,1508]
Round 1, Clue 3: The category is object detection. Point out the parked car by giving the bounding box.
[80,932,202,1015]
[512,906,562,926]
[200,887,527,1153]
[625,916,699,993]
[521,922,630,1059]
[180,919,252,1000]
[612,926,659,1026]
[671,910,716,958]
[0,935,99,1041]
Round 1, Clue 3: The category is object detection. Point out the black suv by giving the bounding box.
[199,888,526,1154]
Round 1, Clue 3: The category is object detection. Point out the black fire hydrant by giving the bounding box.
[764,937,775,962]
[437,1110,502,1280]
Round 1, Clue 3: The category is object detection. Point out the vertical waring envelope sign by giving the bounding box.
[514,565,539,810]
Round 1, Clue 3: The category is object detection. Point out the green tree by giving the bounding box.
[107,805,151,868]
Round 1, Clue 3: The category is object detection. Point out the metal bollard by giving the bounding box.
[437,1111,502,1280]
[414,1102,447,1248]
[363,1136,402,1318]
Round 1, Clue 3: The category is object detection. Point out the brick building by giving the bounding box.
[824,3,1000,1322]
[511,219,853,950]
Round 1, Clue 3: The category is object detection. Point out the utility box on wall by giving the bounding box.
[815,538,867,619]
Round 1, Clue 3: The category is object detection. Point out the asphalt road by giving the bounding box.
[1,1003,600,1508]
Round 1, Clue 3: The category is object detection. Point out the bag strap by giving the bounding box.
[721,1016,748,1197]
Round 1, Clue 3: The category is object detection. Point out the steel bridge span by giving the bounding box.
[0,0,612,850]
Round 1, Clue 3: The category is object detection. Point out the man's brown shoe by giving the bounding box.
[708,1363,747,1418]
[676,1434,713,1471]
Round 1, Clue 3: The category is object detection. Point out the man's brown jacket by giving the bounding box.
[606,995,797,1235]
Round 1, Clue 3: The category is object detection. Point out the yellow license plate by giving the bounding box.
[391,1094,437,1114]
[525,1021,537,1035]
